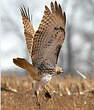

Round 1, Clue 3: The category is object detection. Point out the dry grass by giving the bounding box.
[1,74,94,110]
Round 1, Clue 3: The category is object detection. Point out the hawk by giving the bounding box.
[13,1,66,84]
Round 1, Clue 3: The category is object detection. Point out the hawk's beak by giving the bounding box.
[56,66,63,74]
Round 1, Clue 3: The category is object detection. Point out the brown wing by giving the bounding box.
[32,1,66,73]
[20,6,35,56]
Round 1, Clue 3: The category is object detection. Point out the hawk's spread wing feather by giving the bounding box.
[32,1,66,73]
[20,6,35,56]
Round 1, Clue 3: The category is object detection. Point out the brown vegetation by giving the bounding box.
[1,75,94,110]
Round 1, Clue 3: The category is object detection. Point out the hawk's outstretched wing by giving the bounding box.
[20,6,35,56]
[32,1,66,73]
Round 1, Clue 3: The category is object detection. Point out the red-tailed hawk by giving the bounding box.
[13,1,66,82]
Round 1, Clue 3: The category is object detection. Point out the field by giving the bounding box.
[1,74,94,110]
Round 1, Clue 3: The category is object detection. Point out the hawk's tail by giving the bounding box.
[13,58,40,80]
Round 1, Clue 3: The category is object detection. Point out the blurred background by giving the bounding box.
[0,0,94,76]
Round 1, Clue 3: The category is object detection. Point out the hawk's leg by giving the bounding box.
[32,74,52,104]
[32,80,42,106]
